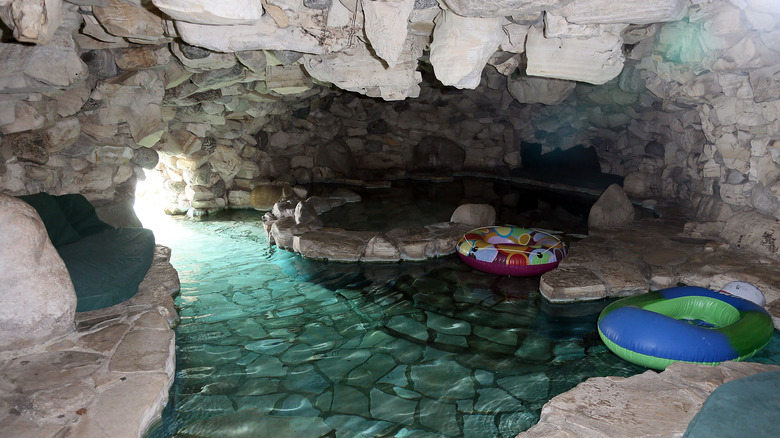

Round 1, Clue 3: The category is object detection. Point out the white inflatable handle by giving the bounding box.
[720,281,766,307]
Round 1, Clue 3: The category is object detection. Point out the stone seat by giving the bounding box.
[18,192,156,312]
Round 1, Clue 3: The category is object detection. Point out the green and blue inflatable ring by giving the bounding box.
[597,286,774,370]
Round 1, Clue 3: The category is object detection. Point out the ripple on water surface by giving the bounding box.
[144,206,780,438]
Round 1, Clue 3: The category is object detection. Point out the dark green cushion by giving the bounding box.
[52,193,114,238]
[57,228,156,312]
[17,192,82,247]
[683,370,780,438]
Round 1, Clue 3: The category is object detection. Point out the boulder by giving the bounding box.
[294,200,323,227]
[362,0,415,68]
[429,11,504,89]
[588,184,636,229]
[0,0,63,44]
[450,203,496,227]
[301,36,423,101]
[92,0,167,43]
[362,234,402,262]
[518,362,780,438]
[0,30,87,93]
[413,135,466,172]
[0,194,76,351]
[507,75,577,105]
[525,25,625,85]
[315,139,356,176]
[293,229,375,262]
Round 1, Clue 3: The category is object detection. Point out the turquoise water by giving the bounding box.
[142,187,780,438]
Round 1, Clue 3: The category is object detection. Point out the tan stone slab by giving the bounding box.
[540,265,607,303]
[517,362,780,438]
[599,260,648,296]
[65,372,172,438]
[76,324,130,354]
[109,328,174,373]
[294,229,376,262]
[1,351,104,393]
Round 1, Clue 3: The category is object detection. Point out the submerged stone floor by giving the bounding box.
[0,245,179,437]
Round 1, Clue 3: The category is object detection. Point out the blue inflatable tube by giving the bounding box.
[598,286,774,370]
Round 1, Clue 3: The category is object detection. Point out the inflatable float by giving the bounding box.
[456,226,566,276]
[597,283,774,370]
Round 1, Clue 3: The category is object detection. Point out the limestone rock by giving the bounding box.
[526,25,625,85]
[41,117,80,153]
[265,64,313,95]
[552,0,689,25]
[0,30,87,92]
[413,135,465,172]
[151,0,263,25]
[429,11,504,89]
[114,45,172,71]
[315,140,356,176]
[440,0,571,17]
[302,36,423,101]
[175,10,349,54]
[518,362,780,438]
[450,203,496,227]
[93,0,167,43]
[540,265,607,302]
[720,211,780,260]
[158,129,202,157]
[362,234,401,262]
[294,199,322,227]
[228,189,251,207]
[0,194,76,351]
[294,229,375,262]
[209,145,242,181]
[170,42,237,71]
[6,131,49,164]
[362,0,415,68]
[0,0,63,44]
[507,75,576,105]
[0,99,55,134]
[588,184,636,229]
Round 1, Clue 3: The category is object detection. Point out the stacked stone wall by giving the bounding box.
[0,0,778,256]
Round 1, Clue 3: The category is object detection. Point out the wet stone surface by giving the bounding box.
[0,245,179,438]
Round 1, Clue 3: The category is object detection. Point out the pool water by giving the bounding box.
[142,184,780,438]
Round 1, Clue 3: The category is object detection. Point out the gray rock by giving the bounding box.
[294,199,322,226]
[517,362,780,438]
[0,194,76,351]
[131,147,160,169]
[588,184,636,229]
[450,203,496,227]
[751,182,780,219]
[315,139,355,176]
[413,135,466,172]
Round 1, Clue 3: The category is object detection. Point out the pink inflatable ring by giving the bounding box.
[456,226,567,276]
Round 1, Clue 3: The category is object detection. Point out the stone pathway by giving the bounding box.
[0,245,179,438]
[540,203,780,328]
[516,361,780,438]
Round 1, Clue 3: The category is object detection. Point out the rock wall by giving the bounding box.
[0,0,778,258]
